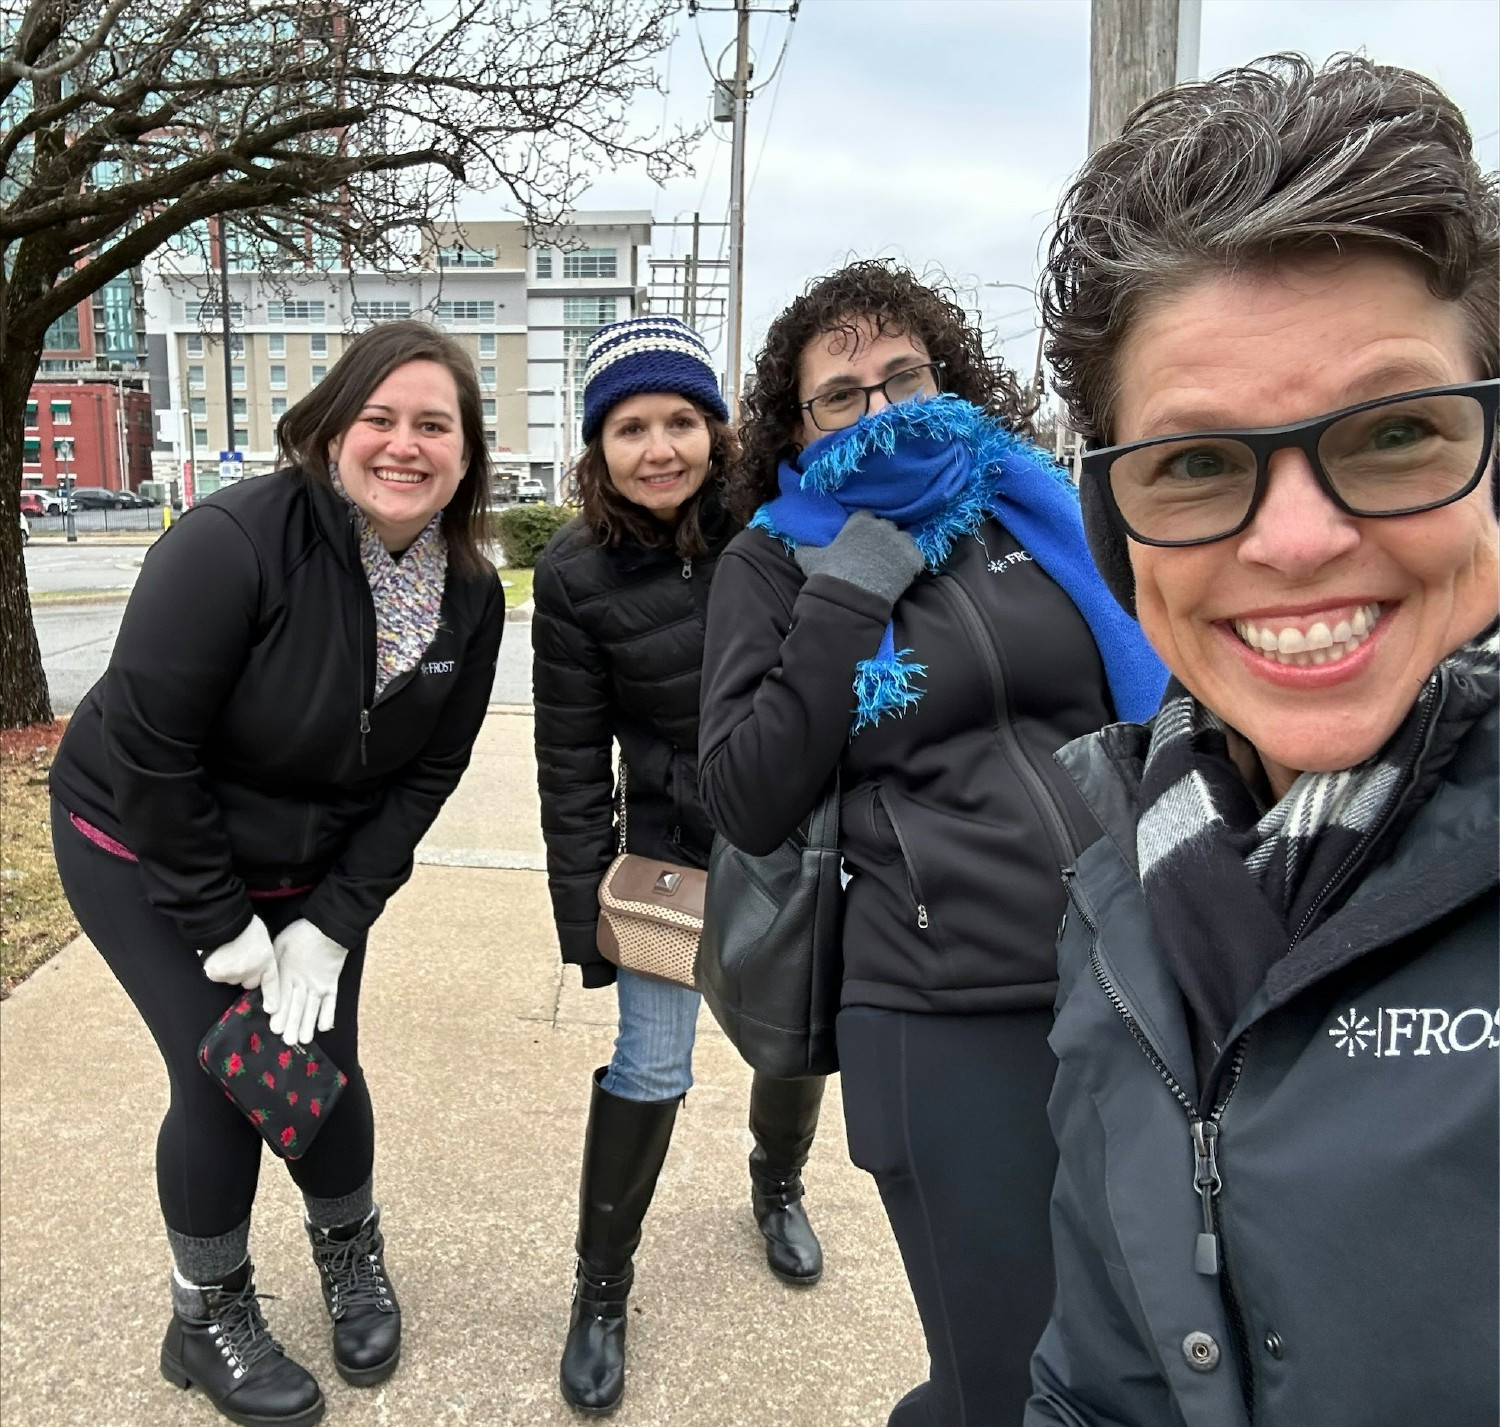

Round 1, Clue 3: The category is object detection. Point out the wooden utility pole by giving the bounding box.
[1087,0,1200,153]
[723,0,751,418]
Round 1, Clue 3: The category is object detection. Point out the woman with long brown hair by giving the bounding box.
[532,316,827,1416]
[49,320,504,1427]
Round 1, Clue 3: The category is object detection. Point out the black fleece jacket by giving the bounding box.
[532,511,730,987]
[50,471,503,952]
[698,518,1114,1014]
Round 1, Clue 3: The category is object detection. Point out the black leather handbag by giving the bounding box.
[695,780,843,1079]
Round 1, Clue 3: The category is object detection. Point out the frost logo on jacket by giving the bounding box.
[421,660,456,677]
[1329,1005,1500,1057]
[987,549,1033,575]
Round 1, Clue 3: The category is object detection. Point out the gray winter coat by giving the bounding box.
[1026,706,1499,1427]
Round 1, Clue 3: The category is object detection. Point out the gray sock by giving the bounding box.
[303,1178,374,1231]
[166,1217,251,1286]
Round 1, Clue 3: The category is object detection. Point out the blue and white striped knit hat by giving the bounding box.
[580,316,728,441]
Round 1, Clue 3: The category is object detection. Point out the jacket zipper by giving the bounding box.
[1071,874,1256,1413]
[874,789,929,929]
[681,558,693,579]
[354,553,373,768]
[934,576,1078,866]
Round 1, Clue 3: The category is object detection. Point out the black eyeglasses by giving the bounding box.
[1083,379,1500,547]
[798,362,945,432]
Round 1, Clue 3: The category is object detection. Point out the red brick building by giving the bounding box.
[22,379,154,492]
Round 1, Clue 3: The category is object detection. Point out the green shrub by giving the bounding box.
[491,503,575,568]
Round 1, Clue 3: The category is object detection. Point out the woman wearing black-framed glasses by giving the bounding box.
[1027,54,1499,1427]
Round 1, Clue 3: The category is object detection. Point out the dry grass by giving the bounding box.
[0,722,77,997]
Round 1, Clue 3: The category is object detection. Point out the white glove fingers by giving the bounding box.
[259,956,282,1017]
[295,992,319,1049]
[315,989,337,1035]
[277,984,309,1046]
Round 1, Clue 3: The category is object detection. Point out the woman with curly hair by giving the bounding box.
[698,262,1166,1426]
[532,316,827,1416]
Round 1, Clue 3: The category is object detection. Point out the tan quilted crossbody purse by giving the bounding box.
[595,763,705,989]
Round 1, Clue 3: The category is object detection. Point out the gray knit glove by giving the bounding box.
[793,510,925,605]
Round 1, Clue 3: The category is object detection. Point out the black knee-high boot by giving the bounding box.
[559,1067,680,1415]
[748,1072,826,1286]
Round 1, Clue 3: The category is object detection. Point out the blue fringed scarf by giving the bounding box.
[751,397,1167,732]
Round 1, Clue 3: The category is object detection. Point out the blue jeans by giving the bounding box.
[600,969,701,1103]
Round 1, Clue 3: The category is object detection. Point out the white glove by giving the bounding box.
[200,916,282,1015]
[269,919,348,1047]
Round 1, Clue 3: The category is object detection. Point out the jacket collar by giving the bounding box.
[298,468,363,574]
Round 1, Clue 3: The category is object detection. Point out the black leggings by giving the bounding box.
[51,800,376,1239]
[838,1004,1058,1427]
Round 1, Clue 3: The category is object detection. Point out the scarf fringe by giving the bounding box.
[853,648,927,732]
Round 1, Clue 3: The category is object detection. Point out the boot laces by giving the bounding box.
[205,1281,282,1378]
[313,1228,393,1318]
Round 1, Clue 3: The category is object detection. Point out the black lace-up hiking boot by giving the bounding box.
[749,1071,826,1286]
[559,1066,680,1415]
[307,1207,402,1386]
[160,1260,325,1427]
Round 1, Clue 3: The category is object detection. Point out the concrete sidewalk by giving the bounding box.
[0,709,925,1427]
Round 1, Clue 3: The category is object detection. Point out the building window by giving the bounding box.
[269,364,287,390]
[267,334,286,358]
[310,334,328,358]
[190,396,207,416]
[563,297,617,328]
[193,427,208,448]
[186,334,204,357]
[53,437,75,461]
[482,398,497,419]
[44,309,83,350]
[534,248,552,278]
[267,299,326,324]
[233,428,250,448]
[311,364,327,385]
[185,300,245,324]
[435,300,495,324]
[437,245,496,268]
[188,364,206,388]
[485,429,498,451]
[231,365,246,389]
[23,437,41,462]
[49,401,71,424]
[478,333,497,358]
[270,397,288,417]
[352,300,413,322]
[479,365,496,391]
[232,397,248,417]
[563,248,618,280]
[24,401,37,428]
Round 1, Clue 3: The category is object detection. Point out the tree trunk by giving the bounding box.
[0,332,54,729]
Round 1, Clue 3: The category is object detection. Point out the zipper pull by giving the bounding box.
[681,559,693,578]
[916,904,929,930]
[359,708,370,766]
[1190,1117,1221,1275]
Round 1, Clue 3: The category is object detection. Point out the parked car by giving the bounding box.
[19,491,48,518]
[69,486,126,510]
[19,511,29,546]
[114,489,156,508]
[516,476,547,504]
[23,487,66,514]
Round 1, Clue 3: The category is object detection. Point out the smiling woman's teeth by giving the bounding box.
[1232,603,1382,667]
[376,469,425,485]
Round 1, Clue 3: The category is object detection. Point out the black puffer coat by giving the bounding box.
[533,507,733,986]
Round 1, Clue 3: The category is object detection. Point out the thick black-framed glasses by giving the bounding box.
[1083,378,1500,547]
[798,361,945,432]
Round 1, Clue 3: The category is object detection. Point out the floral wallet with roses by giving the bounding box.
[198,990,348,1160]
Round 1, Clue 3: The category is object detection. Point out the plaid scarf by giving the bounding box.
[1137,624,1499,1063]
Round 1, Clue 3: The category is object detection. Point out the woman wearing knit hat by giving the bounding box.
[532,315,828,1416]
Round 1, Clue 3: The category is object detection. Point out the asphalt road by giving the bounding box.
[24,541,534,714]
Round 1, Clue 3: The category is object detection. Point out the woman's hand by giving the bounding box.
[269,919,349,1047]
[793,510,925,604]
[200,915,282,1014]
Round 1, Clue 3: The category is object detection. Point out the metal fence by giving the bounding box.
[25,507,166,535]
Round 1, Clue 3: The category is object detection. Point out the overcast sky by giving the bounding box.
[467,0,1500,391]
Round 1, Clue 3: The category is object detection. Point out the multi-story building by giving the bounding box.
[20,270,153,492]
[143,211,652,501]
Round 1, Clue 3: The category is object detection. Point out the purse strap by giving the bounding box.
[803,771,841,849]
[615,759,628,855]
